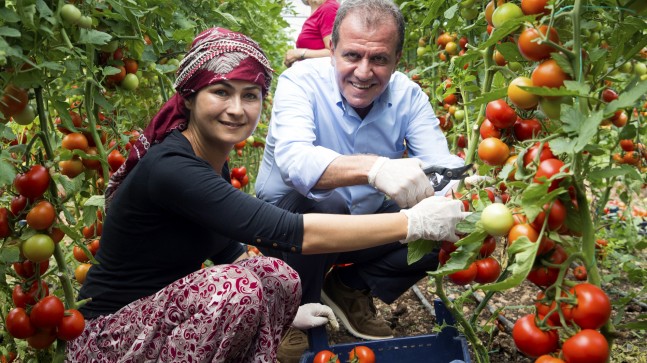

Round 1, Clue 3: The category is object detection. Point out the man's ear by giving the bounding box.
[394,51,403,73]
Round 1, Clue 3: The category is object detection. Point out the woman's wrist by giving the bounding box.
[300,49,307,60]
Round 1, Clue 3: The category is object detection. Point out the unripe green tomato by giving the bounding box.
[120,73,139,91]
[588,32,600,43]
[491,3,523,28]
[620,62,633,74]
[461,7,479,20]
[100,40,119,53]
[633,62,647,76]
[60,4,81,25]
[22,234,55,263]
[78,15,93,29]
[416,46,428,57]
[167,58,180,67]
[13,104,36,126]
[460,0,475,7]
[454,109,465,121]
[507,62,523,72]
[246,135,255,145]
[481,203,514,237]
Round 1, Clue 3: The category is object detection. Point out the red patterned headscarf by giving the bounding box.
[105,27,273,206]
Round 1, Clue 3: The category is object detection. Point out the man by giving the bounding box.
[255,0,465,360]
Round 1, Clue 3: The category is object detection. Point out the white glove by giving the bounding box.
[291,303,340,330]
[463,175,494,187]
[368,157,434,208]
[400,196,471,243]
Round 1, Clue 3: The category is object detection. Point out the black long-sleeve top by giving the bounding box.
[78,130,304,319]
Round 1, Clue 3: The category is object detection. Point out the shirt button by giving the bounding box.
[272,243,278,248]
[291,247,296,252]
[256,238,261,243]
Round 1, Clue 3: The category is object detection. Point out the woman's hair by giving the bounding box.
[331,0,405,54]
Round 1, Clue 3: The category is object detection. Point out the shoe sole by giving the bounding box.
[321,290,394,341]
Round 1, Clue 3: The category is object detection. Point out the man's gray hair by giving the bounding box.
[331,0,405,54]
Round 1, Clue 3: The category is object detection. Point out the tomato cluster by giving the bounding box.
[314,345,375,363]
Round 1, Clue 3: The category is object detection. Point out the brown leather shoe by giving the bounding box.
[321,270,393,340]
[277,327,308,363]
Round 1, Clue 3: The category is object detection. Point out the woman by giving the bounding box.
[284,0,339,67]
[67,27,467,362]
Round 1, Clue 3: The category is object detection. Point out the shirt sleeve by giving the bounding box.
[270,71,341,200]
[318,2,339,38]
[150,155,305,254]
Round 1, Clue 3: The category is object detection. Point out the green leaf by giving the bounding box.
[0,26,21,37]
[443,4,459,19]
[407,239,438,265]
[517,85,579,97]
[476,15,536,51]
[0,158,16,186]
[78,29,113,46]
[0,244,21,264]
[0,8,20,23]
[548,137,577,156]
[604,80,647,116]
[35,0,54,17]
[430,229,487,276]
[496,42,523,62]
[560,106,603,152]
[521,184,565,222]
[480,237,538,291]
[84,195,106,208]
[421,0,445,28]
[465,87,508,108]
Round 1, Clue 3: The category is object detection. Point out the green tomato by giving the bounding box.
[120,73,139,91]
[22,234,55,263]
[60,4,81,25]
[454,109,465,121]
[78,15,93,29]
[13,104,36,126]
[491,3,523,28]
[620,62,633,74]
[100,40,119,53]
[416,47,428,57]
[480,203,514,237]
[633,62,647,76]
[507,61,523,72]
[460,7,479,20]
[246,135,255,145]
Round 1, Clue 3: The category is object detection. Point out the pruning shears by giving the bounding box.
[423,163,474,191]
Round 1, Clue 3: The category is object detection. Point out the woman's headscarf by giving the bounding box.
[105,27,273,206]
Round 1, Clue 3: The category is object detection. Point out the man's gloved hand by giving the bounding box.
[400,196,471,243]
[463,174,494,187]
[291,303,340,330]
[368,157,435,208]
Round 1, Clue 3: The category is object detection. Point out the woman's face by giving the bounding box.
[185,80,262,148]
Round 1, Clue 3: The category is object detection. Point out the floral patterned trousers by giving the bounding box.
[66,256,301,362]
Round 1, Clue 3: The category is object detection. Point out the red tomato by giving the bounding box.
[474,257,501,284]
[486,99,517,129]
[12,280,49,308]
[30,295,65,329]
[124,58,139,74]
[0,84,29,118]
[13,259,49,279]
[512,314,558,358]
[49,227,65,243]
[234,140,247,150]
[107,149,126,171]
[457,134,467,148]
[27,328,57,349]
[231,166,247,180]
[513,118,542,141]
[231,178,242,189]
[88,239,101,255]
[348,346,375,363]
[73,245,90,263]
[14,164,51,200]
[535,355,565,363]
[480,119,502,139]
[601,88,618,103]
[478,137,510,166]
[573,265,587,281]
[531,199,566,231]
[521,0,550,15]
[531,59,570,89]
[517,25,560,62]
[527,266,559,287]
[10,195,28,216]
[0,207,10,238]
[438,248,451,266]
[82,147,103,170]
[562,329,609,363]
[57,309,86,341]
[26,200,56,231]
[508,223,539,245]
[479,235,497,257]
[59,157,85,178]
[62,132,89,152]
[449,262,478,285]
[534,158,567,191]
[523,142,555,167]
[313,350,339,363]
[441,240,458,253]
[5,307,36,339]
[569,283,611,330]
[619,139,635,152]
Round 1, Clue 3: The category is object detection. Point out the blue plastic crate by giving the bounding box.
[299,299,471,363]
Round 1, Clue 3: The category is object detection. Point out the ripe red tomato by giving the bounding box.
[573,265,587,281]
[480,119,502,139]
[619,139,635,152]
[517,25,560,62]
[14,164,51,200]
[478,137,510,166]
[534,158,567,191]
[88,239,101,255]
[12,280,49,308]
[26,200,56,231]
[479,235,497,257]
[60,157,85,178]
[57,309,86,341]
[531,199,566,231]
[474,257,501,284]
[534,291,572,326]
[0,207,10,238]
[73,245,90,263]
[27,327,57,349]
[601,88,618,102]
[234,140,247,150]
[231,178,242,189]
[82,147,103,170]
[523,142,555,166]
[62,132,89,152]
[313,350,339,363]
[231,166,247,180]
[30,295,65,329]
[569,283,611,330]
[449,262,478,285]
[513,118,542,141]
[521,0,551,15]
[527,266,559,287]
[486,99,517,129]
[535,355,565,363]
[348,346,375,363]
[10,194,28,216]
[0,84,29,119]
[561,329,609,363]
[13,259,49,278]
[531,59,570,89]
[108,65,127,84]
[6,307,37,339]
[108,149,126,171]
[124,58,139,74]
[512,314,558,358]
[508,223,539,245]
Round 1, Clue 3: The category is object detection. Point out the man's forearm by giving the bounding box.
[313,154,380,189]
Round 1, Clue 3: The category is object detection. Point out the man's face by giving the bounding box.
[331,12,401,111]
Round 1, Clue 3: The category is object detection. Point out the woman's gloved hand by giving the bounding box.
[400,196,471,243]
[291,303,339,330]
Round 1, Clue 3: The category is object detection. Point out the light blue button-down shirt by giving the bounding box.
[255,57,464,215]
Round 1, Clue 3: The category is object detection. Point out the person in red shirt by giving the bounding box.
[284,0,339,67]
